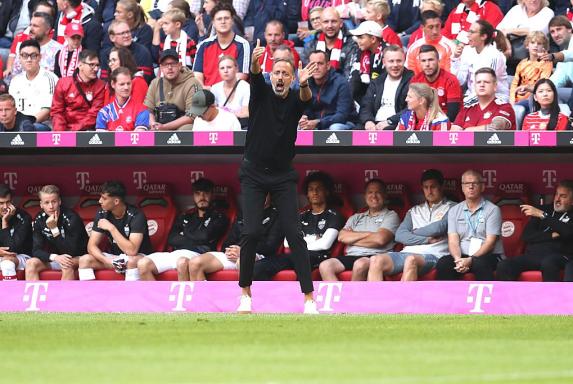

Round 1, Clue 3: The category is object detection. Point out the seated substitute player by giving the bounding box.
[497,180,573,282]
[319,178,400,281]
[436,170,503,280]
[0,183,32,280]
[367,169,456,281]
[187,194,282,281]
[78,181,153,281]
[254,171,344,280]
[138,178,228,281]
[26,185,89,280]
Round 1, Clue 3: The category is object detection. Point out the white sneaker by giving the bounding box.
[303,300,319,315]
[237,295,252,314]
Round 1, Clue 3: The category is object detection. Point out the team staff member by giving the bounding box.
[27,185,89,280]
[78,181,153,281]
[237,39,318,314]
[0,184,32,280]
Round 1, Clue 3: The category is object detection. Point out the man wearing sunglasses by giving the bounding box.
[50,49,105,131]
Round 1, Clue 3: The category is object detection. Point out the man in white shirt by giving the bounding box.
[9,39,58,131]
[187,89,241,131]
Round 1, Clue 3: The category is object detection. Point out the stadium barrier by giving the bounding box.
[4,281,573,315]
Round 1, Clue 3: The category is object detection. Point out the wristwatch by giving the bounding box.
[542,211,549,219]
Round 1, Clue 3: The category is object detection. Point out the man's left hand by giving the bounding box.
[298,61,317,85]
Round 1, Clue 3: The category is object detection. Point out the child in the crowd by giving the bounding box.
[54,23,84,78]
[152,9,197,70]
[510,31,553,129]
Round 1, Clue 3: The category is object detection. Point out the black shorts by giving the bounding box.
[336,255,373,270]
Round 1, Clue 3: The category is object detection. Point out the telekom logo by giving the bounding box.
[531,132,541,145]
[449,132,459,144]
[133,171,147,190]
[368,132,378,144]
[482,170,497,188]
[209,132,219,144]
[52,133,61,145]
[76,172,90,190]
[168,282,194,311]
[542,170,557,188]
[130,133,140,145]
[315,282,343,312]
[190,171,205,183]
[23,283,49,311]
[3,172,17,190]
[364,169,379,182]
[467,283,494,313]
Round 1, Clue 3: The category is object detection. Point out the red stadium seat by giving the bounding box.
[18,187,43,219]
[208,270,239,281]
[443,178,463,202]
[74,184,105,235]
[492,183,531,258]
[39,270,64,280]
[136,184,177,252]
[0,271,26,280]
[94,269,124,280]
[211,185,237,251]
[157,270,178,281]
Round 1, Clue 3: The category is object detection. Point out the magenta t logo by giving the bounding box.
[467,283,494,313]
[168,282,194,311]
[315,282,343,312]
[23,282,49,311]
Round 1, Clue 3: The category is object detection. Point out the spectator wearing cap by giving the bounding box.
[9,39,59,131]
[96,67,150,131]
[0,94,35,132]
[348,20,386,104]
[54,23,84,78]
[50,49,106,131]
[144,49,202,131]
[299,50,355,131]
[99,20,154,84]
[53,0,102,52]
[405,10,456,76]
[187,89,241,131]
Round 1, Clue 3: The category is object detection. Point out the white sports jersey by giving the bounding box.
[9,68,59,117]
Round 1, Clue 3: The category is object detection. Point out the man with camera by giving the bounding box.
[144,49,202,131]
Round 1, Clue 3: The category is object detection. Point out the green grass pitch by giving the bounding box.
[1,313,572,383]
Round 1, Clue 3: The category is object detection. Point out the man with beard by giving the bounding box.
[497,180,573,282]
[237,38,318,314]
[410,44,462,122]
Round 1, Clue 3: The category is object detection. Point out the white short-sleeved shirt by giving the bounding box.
[9,68,59,116]
[210,80,250,115]
[497,5,554,35]
[192,108,242,131]
[375,76,401,122]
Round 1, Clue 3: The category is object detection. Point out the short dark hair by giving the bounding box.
[549,15,573,30]
[110,47,138,76]
[79,49,99,62]
[309,49,329,62]
[68,0,82,7]
[19,39,41,53]
[421,10,441,25]
[418,44,439,57]
[421,169,444,185]
[30,0,56,17]
[192,178,214,193]
[476,19,495,46]
[101,181,127,201]
[211,2,236,19]
[31,11,53,28]
[558,180,573,194]
[303,171,335,197]
[365,178,387,195]
[0,184,12,198]
[475,67,496,80]
[110,67,132,83]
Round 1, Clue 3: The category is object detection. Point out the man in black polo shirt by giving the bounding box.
[238,39,318,314]
[27,185,88,280]
[78,181,153,281]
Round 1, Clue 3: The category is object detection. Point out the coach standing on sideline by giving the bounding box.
[237,39,318,314]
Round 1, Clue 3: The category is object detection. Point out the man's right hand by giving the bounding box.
[365,121,376,130]
[46,212,59,230]
[252,39,264,63]
[55,254,74,269]
[0,247,16,258]
[453,43,464,59]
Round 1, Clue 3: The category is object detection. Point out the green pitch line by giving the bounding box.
[1,313,572,384]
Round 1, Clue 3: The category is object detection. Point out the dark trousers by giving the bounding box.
[254,253,326,281]
[564,260,573,282]
[497,252,569,282]
[436,253,500,281]
[238,160,313,293]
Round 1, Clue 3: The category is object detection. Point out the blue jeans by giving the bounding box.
[328,122,356,131]
[34,123,52,131]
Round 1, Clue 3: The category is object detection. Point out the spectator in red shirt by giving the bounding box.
[104,47,148,105]
[410,44,462,121]
[50,50,105,131]
[259,20,301,75]
[442,0,504,44]
[451,67,515,131]
[522,78,570,131]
